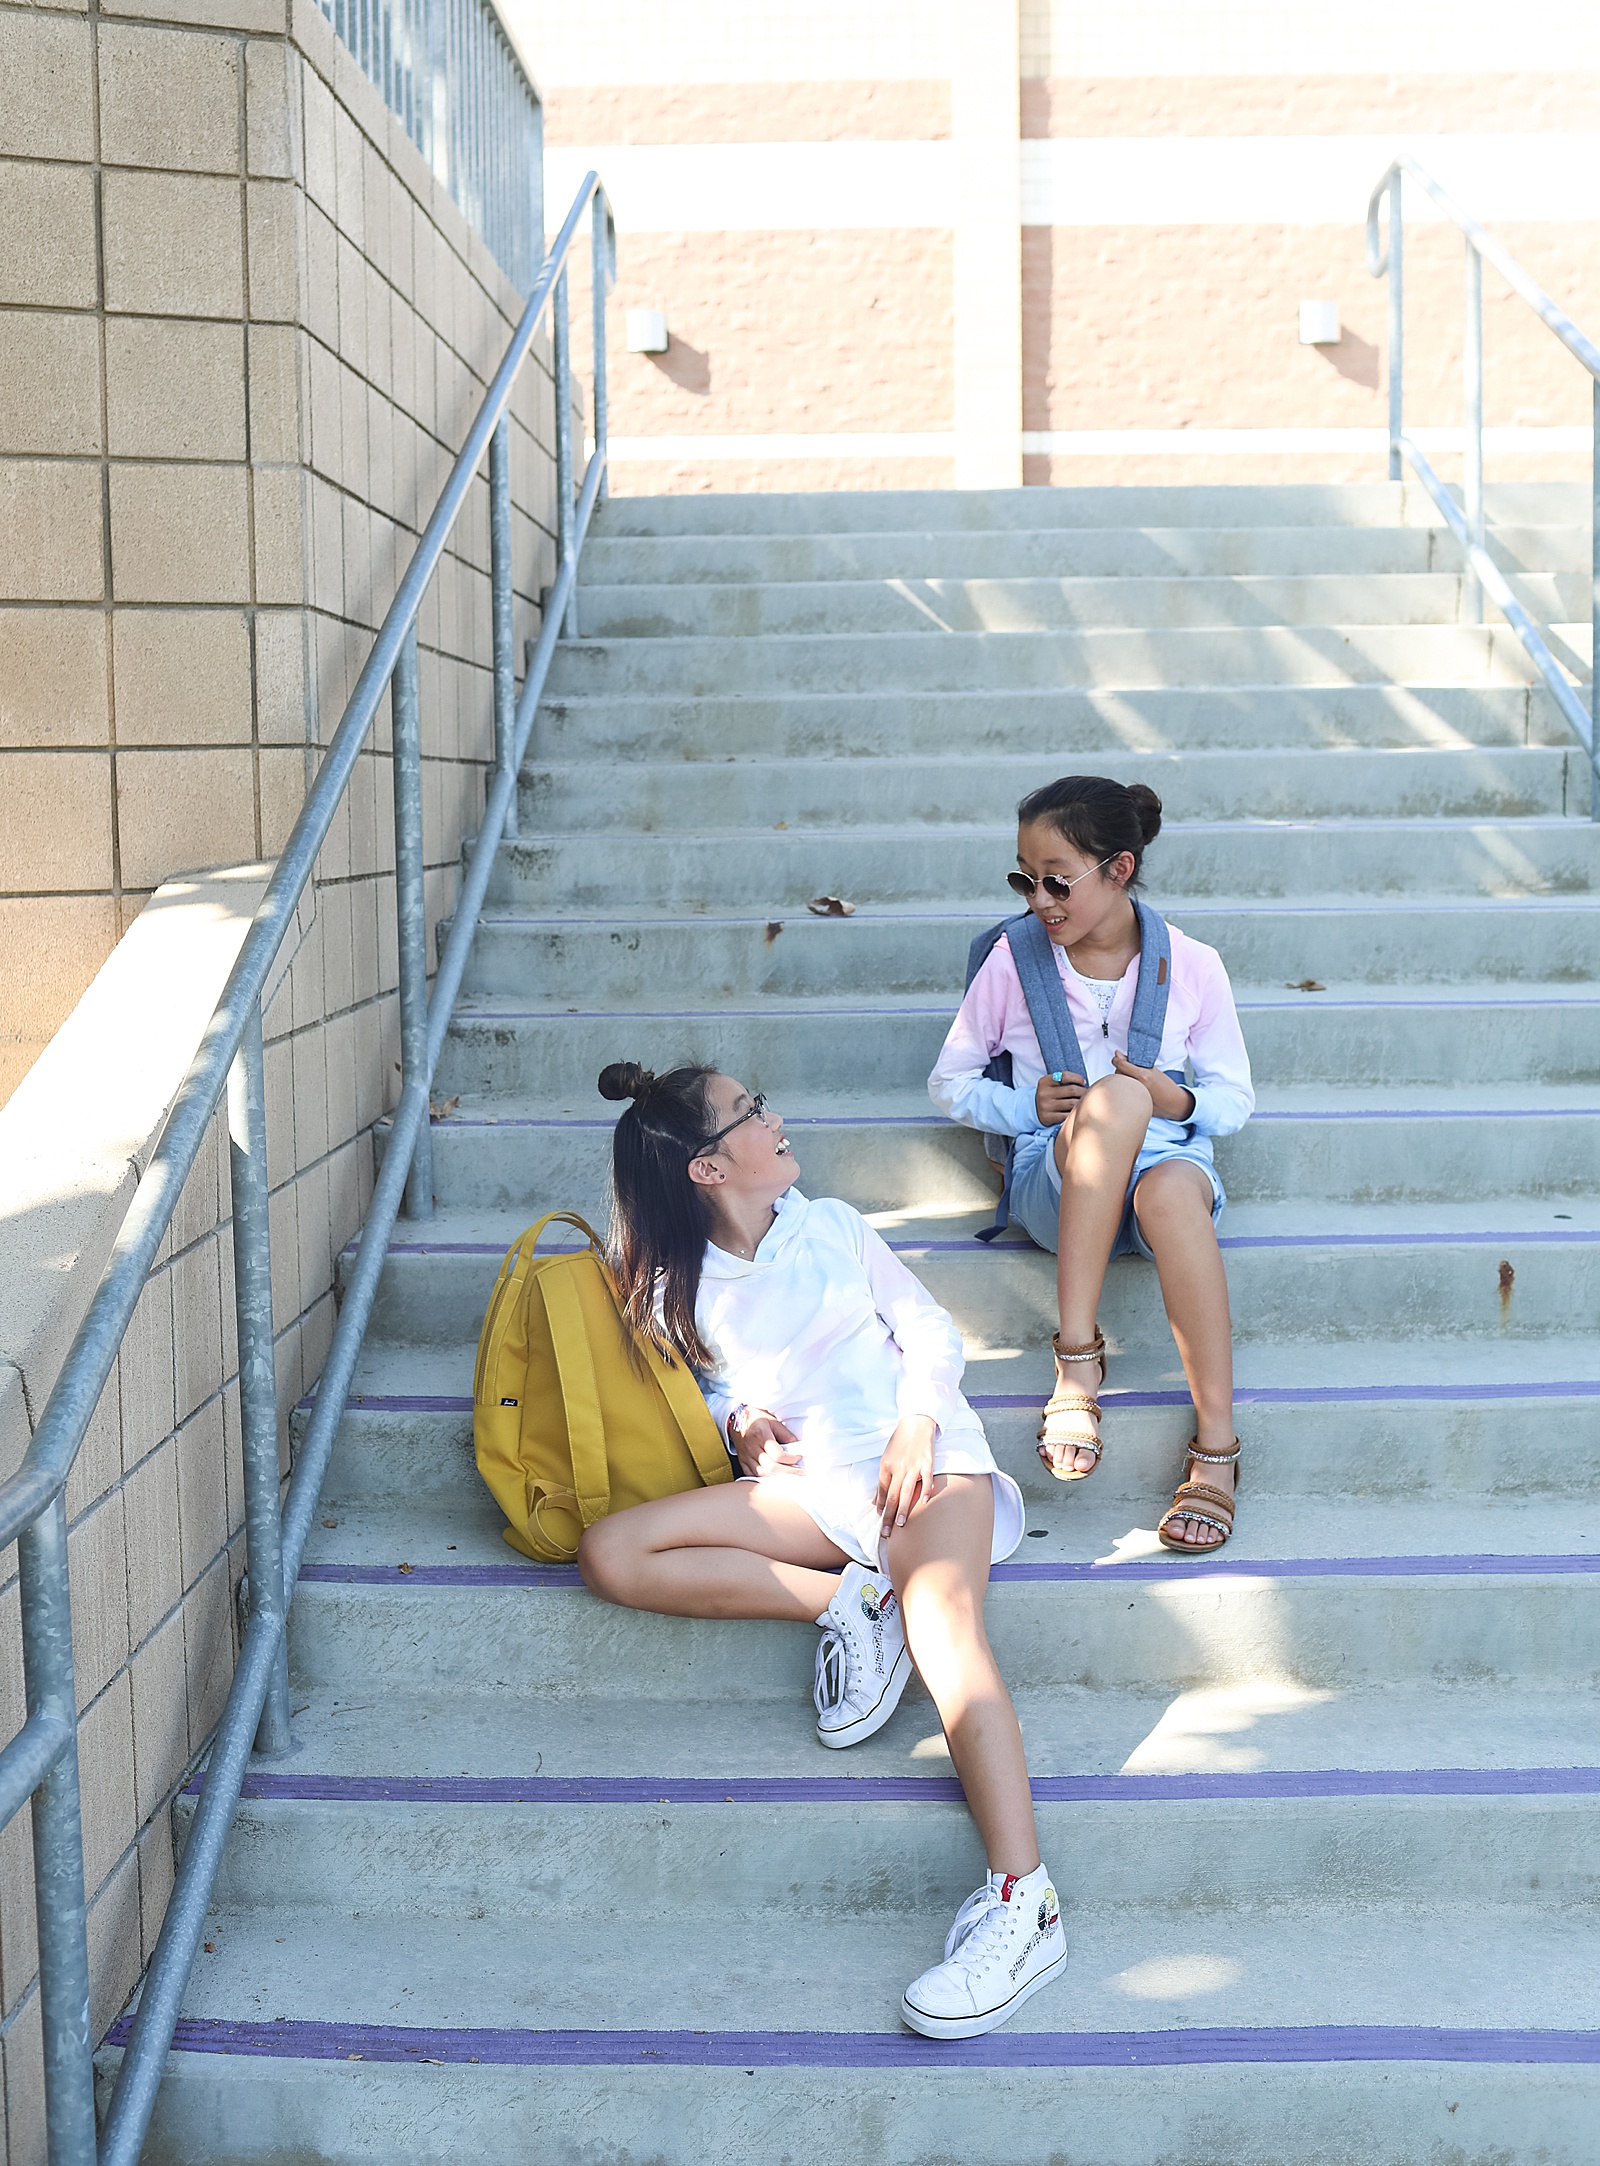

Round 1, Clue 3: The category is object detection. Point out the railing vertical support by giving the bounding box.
[19,1497,98,2166]
[591,190,611,505]
[1463,241,1485,625]
[489,415,517,839]
[1386,170,1404,482]
[391,624,435,1219]
[554,268,578,638]
[227,1003,293,1758]
[1592,375,1600,819]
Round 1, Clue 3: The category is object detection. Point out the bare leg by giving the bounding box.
[578,1480,848,1620]
[886,1475,1039,1876]
[1131,1159,1238,1548]
[1043,1074,1153,1475]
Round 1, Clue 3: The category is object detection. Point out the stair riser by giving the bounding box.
[520,751,1578,830]
[113,2056,1600,2166]
[352,1238,1600,1355]
[575,573,1588,641]
[489,822,1600,911]
[459,907,1600,1004]
[435,1001,1600,1100]
[415,1108,1600,1214]
[587,480,1505,535]
[545,625,1538,698]
[536,683,1559,760]
[311,1395,1600,1509]
[287,1576,1600,1695]
[194,1794,1598,1917]
[580,526,1586,585]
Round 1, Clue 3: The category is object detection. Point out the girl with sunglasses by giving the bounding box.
[577,1061,1065,2039]
[929,775,1254,1551]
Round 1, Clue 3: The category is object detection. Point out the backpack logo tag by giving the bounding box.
[500,1397,519,1407]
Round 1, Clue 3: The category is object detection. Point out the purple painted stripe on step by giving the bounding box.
[197,1767,1600,1808]
[488,901,1600,928]
[433,1107,1600,1129]
[102,2015,1600,2069]
[300,1379,1600,1417]
[295,1554,1600,1590]
[454,994,1600,1023]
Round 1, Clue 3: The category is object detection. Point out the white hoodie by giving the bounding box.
[693,1189,988,1474]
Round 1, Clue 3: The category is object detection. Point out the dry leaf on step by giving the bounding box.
[773,820,788,830]
[765,922,784,943]
[1286,978,1325,992]
[429,1095,459,1121]
[807,896,856,917]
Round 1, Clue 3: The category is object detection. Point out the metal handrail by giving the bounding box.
[1,170,614,2166]
[1366,152,1600,814]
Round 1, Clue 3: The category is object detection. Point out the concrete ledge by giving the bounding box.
[0,863,271,1488]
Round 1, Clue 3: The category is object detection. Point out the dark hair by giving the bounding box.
[598,1061,718,1370]
[1015,775,1163,891]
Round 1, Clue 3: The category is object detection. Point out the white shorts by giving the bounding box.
[746,1440,1026,1573]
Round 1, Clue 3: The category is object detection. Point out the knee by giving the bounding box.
[576,1515,634,1604]
[1083,1072,1153,1126]
[1133,1161,1212,1230]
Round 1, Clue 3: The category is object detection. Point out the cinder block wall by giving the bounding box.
[0,0,557,2154]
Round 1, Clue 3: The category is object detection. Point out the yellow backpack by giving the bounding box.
[472,1210,733,1563]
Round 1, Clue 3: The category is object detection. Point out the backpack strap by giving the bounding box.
[1126,900,1173,1070]
[1005,910,1087,1080]
[538,1263,612,1528]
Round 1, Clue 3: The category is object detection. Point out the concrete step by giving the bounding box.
[435,985,1600,1100]
[517,747,1582,831]
[578,522,1587,586]
[489,818,1600,912]
[308,1339,1600,1508]
[574,571,1583,641]
[287,1546,1600,1696]
[533,682,1564,761]
[543,623,1548,698]
[107,2006,1600,2166]
[349,1198,1600,1354]
[411,1085,1600,1214]
[456,900,1600,1006]
[588,479,1587,537]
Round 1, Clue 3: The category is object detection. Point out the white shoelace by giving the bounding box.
[943,1880,1016,1965]
[813,1627,846,1716]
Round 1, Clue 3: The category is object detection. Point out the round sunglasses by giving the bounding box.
[1007,854,1115,903]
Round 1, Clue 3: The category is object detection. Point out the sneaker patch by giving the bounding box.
[860,1582,894,1622]
[1038,1886,1059,1933]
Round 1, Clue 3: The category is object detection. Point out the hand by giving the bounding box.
[1111,1047,1195,1123]
[727,1405,801,1479]
[1034,1069,1086,1127]
[875,1415,939,1536]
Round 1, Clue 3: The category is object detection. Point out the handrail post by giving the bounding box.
[391,625,435,1219]
[227,1002,293,1757]
[1387,168,1404,482]
[1464,239,1484,624]
[490,415,517,839]
[591,189,611,505]
[19,1496,98,2166]
[554,267,578,638]
[1592,376,1600,818]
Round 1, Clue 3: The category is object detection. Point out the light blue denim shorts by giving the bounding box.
[1007,1125,1225,1259]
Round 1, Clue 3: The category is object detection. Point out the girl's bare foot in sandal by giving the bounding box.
[1157,1436,1240,1550]
[1038,1330,1106,1480]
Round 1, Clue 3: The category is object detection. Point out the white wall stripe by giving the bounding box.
[603,427,1591,462]
[549,136,1600,235]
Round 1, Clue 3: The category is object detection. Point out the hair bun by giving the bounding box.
[598,1060,655,1103]
[1125,782,1163,846]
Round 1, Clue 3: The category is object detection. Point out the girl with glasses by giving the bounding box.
[577,1060,1065,2039]
[929,775,1254,1552]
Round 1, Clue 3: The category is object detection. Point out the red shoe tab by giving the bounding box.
[1000,1874,1020,1905]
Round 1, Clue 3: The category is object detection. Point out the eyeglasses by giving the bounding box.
[694,1092,769,1156]
[1007,855,1114,903]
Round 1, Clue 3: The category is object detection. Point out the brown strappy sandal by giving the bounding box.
[1037,1329,1107,1482]
[1157,1438,1241,1552]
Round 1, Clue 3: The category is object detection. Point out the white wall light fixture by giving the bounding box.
[1298,300,1341,346]
[626,308,670,353]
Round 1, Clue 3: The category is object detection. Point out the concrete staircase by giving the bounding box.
[124,484,1600,2161]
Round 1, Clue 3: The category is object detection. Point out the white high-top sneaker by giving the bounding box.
[813,1562,912,1749]
[901,1863,1067,2039]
